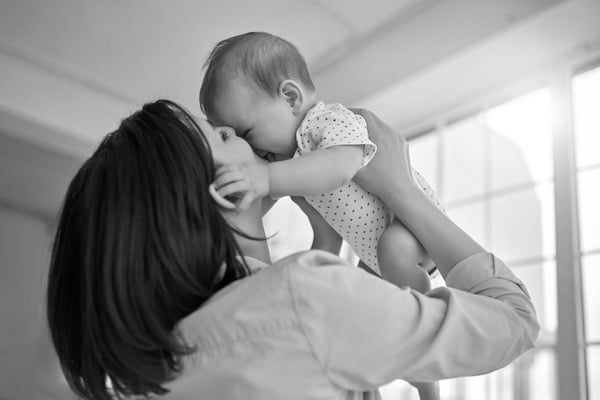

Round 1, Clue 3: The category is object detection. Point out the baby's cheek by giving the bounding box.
[241,145,257,162]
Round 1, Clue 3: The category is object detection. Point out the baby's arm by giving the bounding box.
[268,145,363,197]
[212,105,373,210]
[211,145,364,210]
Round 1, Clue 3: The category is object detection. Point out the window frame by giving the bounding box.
[405,50,600,400]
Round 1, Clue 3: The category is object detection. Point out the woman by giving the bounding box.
[46,100,539,400]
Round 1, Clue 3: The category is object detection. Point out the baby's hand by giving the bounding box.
[210,162,270,211]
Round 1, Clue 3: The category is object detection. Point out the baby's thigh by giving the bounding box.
[378,220,434,270]
[377,219,432,292]
[378,219,424,258]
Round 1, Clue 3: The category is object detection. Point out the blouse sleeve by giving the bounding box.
[297,103,376,168]
[287,251,539,390]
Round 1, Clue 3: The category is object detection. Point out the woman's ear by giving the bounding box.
[278,80,304,115]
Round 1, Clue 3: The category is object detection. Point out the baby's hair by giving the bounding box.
[200,31,315,117]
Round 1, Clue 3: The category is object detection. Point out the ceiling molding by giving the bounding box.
[0,106,92,160]
[309,0,440,74]
[358,0,600,135]
[0,41,137,105]
[313,0,566,104]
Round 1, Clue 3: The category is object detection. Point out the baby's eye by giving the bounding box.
[238,129,250,139]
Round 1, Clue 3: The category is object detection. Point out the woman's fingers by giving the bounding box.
[350,108,416,195]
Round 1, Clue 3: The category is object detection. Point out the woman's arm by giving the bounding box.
[290,110,537,386]
[287,250,539,387]
[351,109,484,277]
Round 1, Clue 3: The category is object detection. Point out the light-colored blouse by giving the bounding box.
[165,250,539,399]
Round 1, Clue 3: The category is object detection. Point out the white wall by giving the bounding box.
[0,207,76,399]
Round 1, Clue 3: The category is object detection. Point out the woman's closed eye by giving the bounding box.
[218,128,231,141]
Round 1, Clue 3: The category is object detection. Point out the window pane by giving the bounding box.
[512,262,557,345]
[446,201,487,248]
[263,197,312,261]
[582,253,600,342]
[577,167,600,253]
[409,133,439,194]
[573,65,600,168]
[588,345,600,400]
[437,349,555,400]
[486,89,553,191]
[523,348,556,400]
[441,363,502,399]
[441,116,486,203]
[490,183,555,262]
[380,380,418,400]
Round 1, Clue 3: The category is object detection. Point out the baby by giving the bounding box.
[201,32,443,296]
[201,33,443,397]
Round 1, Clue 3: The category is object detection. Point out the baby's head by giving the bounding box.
[200,32,316,160]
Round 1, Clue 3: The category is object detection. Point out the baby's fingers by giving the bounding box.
[215,179,250,200]
[209,183,236,209]
[213,168,246,191]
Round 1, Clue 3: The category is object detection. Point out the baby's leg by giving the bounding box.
[377,219,431,293]
[411,381,440,400]
[378,221,440,400]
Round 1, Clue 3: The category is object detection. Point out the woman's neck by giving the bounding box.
[225,200,271,264]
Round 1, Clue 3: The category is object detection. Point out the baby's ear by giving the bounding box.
[279,80,304,115]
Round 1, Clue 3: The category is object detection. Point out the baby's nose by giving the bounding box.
[254,151,276,162]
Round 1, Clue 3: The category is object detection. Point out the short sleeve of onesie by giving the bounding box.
[295,102,376,168]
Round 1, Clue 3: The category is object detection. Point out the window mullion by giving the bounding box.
[551,66,588,400]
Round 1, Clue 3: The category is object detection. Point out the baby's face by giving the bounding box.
[208,78,298,161]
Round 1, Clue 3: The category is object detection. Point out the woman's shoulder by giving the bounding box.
[176,251,351,343]
[179,252,354,319]
[273,249,352,270]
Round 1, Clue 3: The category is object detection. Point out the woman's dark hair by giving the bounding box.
[46,99,250,399]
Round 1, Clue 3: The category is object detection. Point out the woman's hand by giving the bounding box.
[210,162,270,211]
[350,108,485,276]
[350,108,417,200]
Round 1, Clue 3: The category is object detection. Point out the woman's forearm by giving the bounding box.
[351,108,484,277]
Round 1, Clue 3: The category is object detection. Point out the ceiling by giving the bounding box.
[2,0,598,153]
[0,0,434,151]
[0,0,599,220]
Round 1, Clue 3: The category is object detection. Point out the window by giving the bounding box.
[262,60,600,400]
[573,64,600,400]
[409,89,557,400]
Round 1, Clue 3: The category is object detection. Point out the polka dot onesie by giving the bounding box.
[295,102,443,275]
